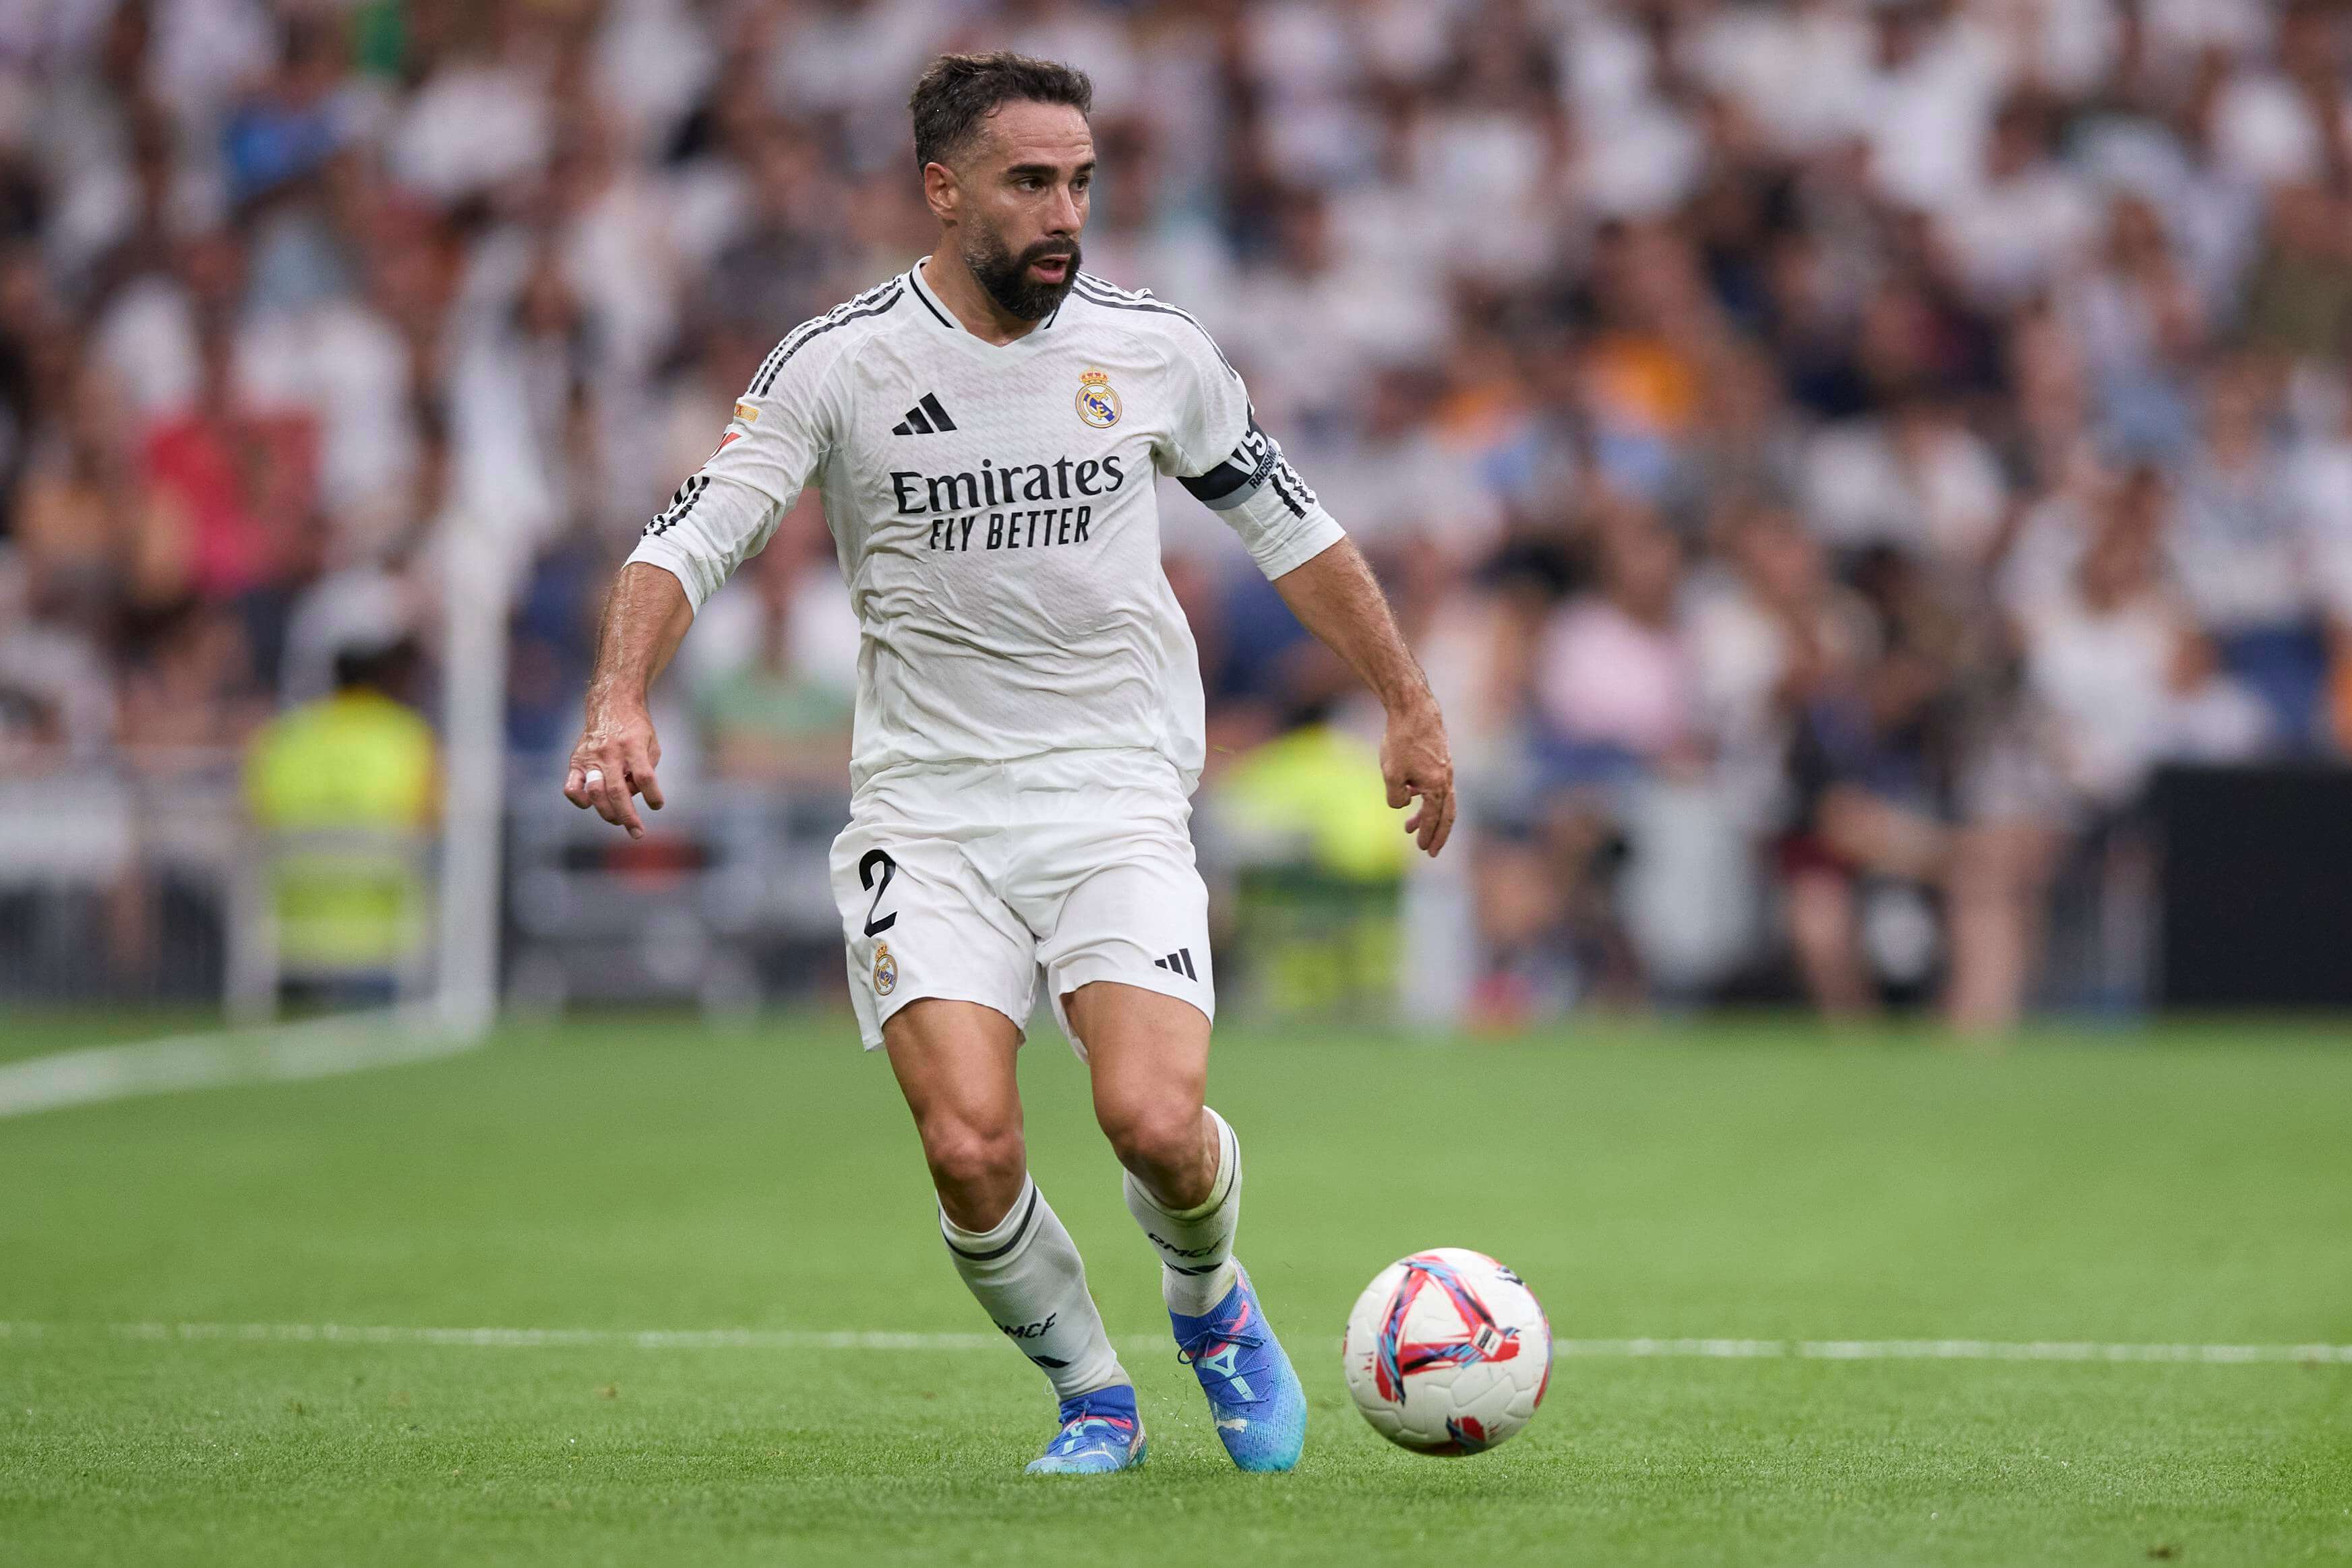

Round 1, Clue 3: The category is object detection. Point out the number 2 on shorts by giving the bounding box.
[859,849,897,937]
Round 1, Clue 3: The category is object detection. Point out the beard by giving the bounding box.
[965,224,1081,322]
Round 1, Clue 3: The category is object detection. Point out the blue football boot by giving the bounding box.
[1025,1384,1147,1475]
[1170,1262,1306,1472]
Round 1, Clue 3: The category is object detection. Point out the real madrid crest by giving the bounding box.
[872,941,898,996]
[1076,367,1121,429]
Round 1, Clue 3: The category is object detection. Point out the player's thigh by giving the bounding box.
[829,825,1037,1052]
[882,998,1027,1177]
[1036,831,1215,1061]
[1064,979,1213,1144]
[1042,837,1216,1141]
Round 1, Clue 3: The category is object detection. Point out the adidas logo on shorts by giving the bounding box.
[1152,948,1198,981]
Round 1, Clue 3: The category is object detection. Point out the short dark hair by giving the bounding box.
[909,51,1092,173]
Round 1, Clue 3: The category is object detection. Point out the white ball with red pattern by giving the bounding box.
[1341,1246,1552,1454]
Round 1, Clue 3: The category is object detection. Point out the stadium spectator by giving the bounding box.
[141,318,319,603]
[2020,465,2270,810]
[2165,354,2329,748]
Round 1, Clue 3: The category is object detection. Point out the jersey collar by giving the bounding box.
[907,257,1064,355]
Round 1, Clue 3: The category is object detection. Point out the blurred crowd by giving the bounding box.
[3,0,2351,1027]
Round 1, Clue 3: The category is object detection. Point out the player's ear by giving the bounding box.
[922,160,961,224]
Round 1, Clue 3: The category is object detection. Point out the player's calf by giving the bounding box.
[938,1175,1133,1423]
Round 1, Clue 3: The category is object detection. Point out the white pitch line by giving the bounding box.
[1557,1337,2352,1364]
[0,1006,483,1120]
[1,1321,2345,1364]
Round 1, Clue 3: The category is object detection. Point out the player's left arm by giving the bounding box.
[1162,324,1454,855]
[1270,539,1455,857]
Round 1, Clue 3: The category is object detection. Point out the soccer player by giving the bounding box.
[564,52,1454,1475]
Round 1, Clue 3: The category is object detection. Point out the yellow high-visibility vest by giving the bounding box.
[244,690,437,969]
[1215,723,1408,882]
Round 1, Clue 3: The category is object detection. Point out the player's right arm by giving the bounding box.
[564,562,694,838]
[564,332,841,836]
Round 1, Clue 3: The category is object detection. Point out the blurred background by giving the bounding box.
[2,0,2350,1040]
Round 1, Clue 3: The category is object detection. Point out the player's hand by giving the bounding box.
[1381,696,1455,857]
[564,704,666,840]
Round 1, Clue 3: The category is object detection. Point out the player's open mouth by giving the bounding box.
[1029,255,1073,282]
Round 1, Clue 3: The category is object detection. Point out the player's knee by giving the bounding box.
[919,1114,1025,1205]
[1097,1096,1207,1193]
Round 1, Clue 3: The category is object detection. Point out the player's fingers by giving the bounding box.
[589,757,630,828]
[1428,787,1458,857]
[597,764,642,838]
[620,740,664,814]
[1401,781,1433,846]
[1385,773,1410,810]
[1413,779,1454,854]
[563,762,590,808]
[580,764,620,818]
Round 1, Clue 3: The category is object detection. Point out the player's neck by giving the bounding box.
[921,249,1044,347]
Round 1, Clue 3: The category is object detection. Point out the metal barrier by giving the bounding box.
[0,749,243,1005]
[504,777,849,1017]
[224,826,437,1025]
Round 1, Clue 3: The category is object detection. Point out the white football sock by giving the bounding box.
[939,1177,1128,1404]
[1122,1107,1242,1317]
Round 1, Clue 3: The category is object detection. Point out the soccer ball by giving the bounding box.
[1341,1248,1552,1454]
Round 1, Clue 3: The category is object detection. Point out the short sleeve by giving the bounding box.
[1162,323,1346,582]
[625,333,842,611]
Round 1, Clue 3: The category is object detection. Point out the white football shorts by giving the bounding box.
[828,750,1215,1058]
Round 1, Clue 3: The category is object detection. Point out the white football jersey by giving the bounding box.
[626,262,1345,794]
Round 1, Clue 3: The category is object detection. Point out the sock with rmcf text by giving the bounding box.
[1122,1108,1242,1319]
[938,1176,1129,1406]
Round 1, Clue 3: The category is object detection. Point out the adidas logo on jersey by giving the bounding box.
[1152,949,1198,981]
[892,392,959,435]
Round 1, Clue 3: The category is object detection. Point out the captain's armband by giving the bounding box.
[1180,414,1313,520]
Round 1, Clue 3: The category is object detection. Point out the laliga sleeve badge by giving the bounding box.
[872,941,898,997]
[1076,367,1121,429]
[701,402,757,463]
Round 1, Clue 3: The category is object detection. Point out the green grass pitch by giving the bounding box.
[2,1011,2348,1566]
